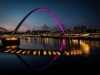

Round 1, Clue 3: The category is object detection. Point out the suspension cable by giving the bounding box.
[24,20,29,30]
[38,11,55,26]
[35,11,46,26]
[28,17,35,29]
[31,14,42,29]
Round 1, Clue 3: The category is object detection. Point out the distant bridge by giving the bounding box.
[0,27,9,32]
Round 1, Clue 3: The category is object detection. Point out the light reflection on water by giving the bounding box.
[0,37,100,72]
[19,37,100,55]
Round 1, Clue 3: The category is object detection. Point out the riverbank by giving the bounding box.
[33,36,100,40]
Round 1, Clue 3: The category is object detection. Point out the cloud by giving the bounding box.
[42,24,51,31]
[51,24,66,31]
[41,24,66,31]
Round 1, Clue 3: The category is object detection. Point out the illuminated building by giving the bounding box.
[74,25,87,34]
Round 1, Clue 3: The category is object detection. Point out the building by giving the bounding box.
[66,29,74,34]
[86,27,94,33]
[74,25,87,34]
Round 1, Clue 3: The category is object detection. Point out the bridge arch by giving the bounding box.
[12,8,65,35]
[0,27,9,32]
[13,8,66,70]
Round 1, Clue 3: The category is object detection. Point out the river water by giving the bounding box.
[0,37,100,74]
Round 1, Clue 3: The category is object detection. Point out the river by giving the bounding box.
[0,37,100,74]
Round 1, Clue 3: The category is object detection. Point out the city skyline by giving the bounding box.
[0,0,100,31]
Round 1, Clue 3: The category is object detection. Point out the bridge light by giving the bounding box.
[71,51,73,55]
[5,38,10,40]
[5,37,18,40]
[57,51,61,55]
[16,50,22,53]
[11,45,18,49]
[73,51,76,55]
[64,51,69,56]
[33,51,37,55]
[11,50,17,53]
[5,46,10,49]
[43,50,46,55]
[4,50,7,52]
[48,50,51,55]
[4,49,12,52]
[27,50,30,54]
[38,50,40,55]
[11,37,18,40]
[22,51,27,54]
[77,51,82,54]
[53,51,56,55]
[5,45,18,49]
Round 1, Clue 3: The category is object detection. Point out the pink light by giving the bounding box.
[35,39,66,70]
[14,8,65,70]
[13,8,65,34]
[60,48,62,51]
[34,56,58,70]
[35,8,65,33]
[63,39,66,46]
[32,8,65,70]
[33,8,65,70]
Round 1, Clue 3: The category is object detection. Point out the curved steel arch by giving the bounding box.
[12,8,65,35]
[0,27,9,32]
[13,8,66,70]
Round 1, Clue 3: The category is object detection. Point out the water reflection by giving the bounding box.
[1,38,100,55]
[35,39,66,70]
[20,37,100,55]
[0,38,64,70]
[26,37,61,46]
[1,38,100,71]
[70,39,90,54]
[17,38,66,70]
[80,40,90,54]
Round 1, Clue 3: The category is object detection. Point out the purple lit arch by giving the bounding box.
[12,8,65,35]
[14,8,66,70]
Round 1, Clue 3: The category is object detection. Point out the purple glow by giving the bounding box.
[60,39,66,51]
[60,47,62,51]
[13,8,65,34]
[30,8,65,70]
[35,39,66,70]
[14,8,65,70]
[62,39,66,46]
[31,8,65,70]
[35,8,65,33]
[35,56,58,70]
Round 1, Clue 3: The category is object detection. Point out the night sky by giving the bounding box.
[0,0,100,31]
